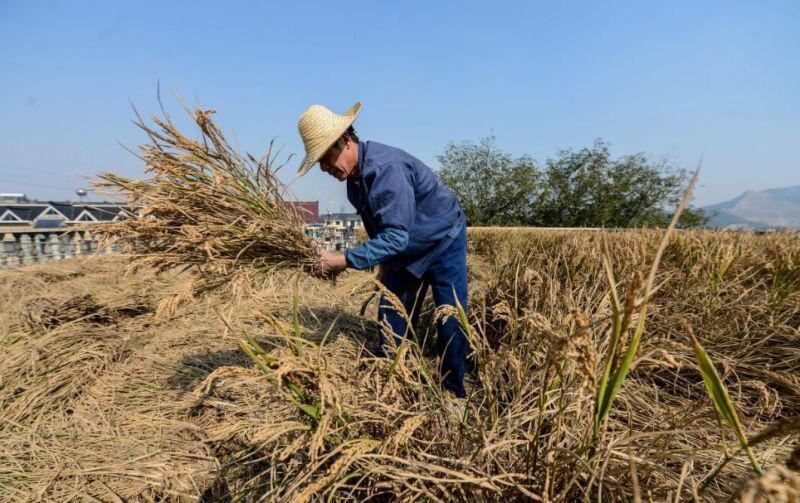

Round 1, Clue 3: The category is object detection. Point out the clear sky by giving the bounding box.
[1,0,798,210]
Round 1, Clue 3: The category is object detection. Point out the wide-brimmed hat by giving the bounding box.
[296,101,362,177]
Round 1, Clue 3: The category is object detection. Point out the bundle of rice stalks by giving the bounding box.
[94,101,321,296]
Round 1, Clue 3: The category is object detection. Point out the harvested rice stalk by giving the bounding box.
[93,102,321,296]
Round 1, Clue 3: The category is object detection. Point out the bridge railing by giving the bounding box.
[0,227,119,269]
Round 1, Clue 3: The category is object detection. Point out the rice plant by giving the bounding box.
[593,169,699,445]
[93,100,321,298]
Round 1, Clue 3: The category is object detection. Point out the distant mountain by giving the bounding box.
[703,186,800,229]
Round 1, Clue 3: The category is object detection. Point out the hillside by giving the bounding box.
[704,185,800,229]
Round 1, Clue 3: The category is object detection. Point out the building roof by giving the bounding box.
[0,202,129,226]
[0,193,27,203]
[285,201,323,224]
[0,205,47,221]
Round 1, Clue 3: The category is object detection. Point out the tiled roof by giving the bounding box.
[0,202,129,224]
[86,205,125,220]
[0,205,47,220]
[50,202,79,220]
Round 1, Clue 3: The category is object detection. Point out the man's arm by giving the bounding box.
[344,227,408,270]
[320,164,415,275]
[348,163,415,269]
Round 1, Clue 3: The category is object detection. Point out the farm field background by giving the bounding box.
[1,228,798,501]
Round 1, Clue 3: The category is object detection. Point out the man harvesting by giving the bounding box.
[296,102,468,398]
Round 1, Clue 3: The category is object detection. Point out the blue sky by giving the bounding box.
[1,0,798,210]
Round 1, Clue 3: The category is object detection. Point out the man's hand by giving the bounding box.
[320,250,347,278]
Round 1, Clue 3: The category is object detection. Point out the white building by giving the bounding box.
[322,212,363,230]
[304,212,364,251]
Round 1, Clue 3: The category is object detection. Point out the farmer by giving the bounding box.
[296,102,468,398]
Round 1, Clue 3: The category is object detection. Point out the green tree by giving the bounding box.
[437,136,541,226]
[437,137,705,228]
[533,140,705,228]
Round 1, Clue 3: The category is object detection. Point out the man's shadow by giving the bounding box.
[165,303,438,393]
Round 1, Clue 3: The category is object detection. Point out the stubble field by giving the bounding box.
[1,228,799,501]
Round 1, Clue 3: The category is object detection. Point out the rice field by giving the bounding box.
[1,228,798,501]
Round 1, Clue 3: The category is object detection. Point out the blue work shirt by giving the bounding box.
[346,141,465,278]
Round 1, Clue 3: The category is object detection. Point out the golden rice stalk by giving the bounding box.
[593,167,700,443]
[93,100,321,296]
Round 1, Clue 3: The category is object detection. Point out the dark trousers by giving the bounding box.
[378,226,468,398]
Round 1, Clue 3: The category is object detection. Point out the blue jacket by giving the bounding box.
[345,141,465,278]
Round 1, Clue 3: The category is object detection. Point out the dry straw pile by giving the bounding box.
[2,228,799,501]
[94,102,320,297]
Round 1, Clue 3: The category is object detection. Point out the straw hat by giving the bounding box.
[296,101,362,176]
